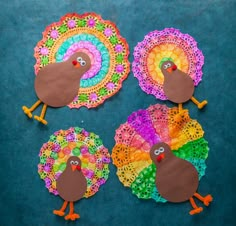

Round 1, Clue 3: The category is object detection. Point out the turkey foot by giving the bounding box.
[53,200,68,217]
[53,210,66,216]
[64,202,80,221]
[65,213,80,221]
[189,197,203,215]
[191,97,208,109]
[34,104,48,125]
[22,100,42,118]
[194,193,213,206]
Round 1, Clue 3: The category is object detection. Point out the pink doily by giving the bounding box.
[132,28,204,100]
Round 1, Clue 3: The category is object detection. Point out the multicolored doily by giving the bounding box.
[34,13,130,108]
[132,28,204,100]
[38,127,110,198]
[112,104,209,202]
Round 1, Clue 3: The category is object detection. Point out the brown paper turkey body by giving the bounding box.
[150,142,213,215]
[22,52,91,124]
[161,61,207,112]
[53,156,87,221]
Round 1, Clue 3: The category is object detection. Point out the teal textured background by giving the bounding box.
[0,0,235,225]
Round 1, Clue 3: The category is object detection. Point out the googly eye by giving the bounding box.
[70,160,75,165]
[77,57,82,62]
[74,161,79,165]
[154,149,160,155]
[81,60,86,66]
[159,147,164,153]
[167,63,171,67]
[163,64,168,69]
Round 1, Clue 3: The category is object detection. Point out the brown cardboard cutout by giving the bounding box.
[56,156,87,202]
[161,61,194,103]
[150,142,199,203]
[35,52,91,107]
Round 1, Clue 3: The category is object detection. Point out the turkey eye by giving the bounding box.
[167,63,171,67]
[70,160,75,165]
[81,60,86,66]
[163,64,168,69]
[74,161,79,165]
[77,57,82,62]
[159,147,164,153]
[154,149,160,155]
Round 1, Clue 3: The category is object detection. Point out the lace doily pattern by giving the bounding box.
[132,28,204,100]
[34,13,130,108]
[38,127,110,198]
[112,104,209,202]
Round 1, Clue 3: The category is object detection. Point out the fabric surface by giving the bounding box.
[0,0,234,226]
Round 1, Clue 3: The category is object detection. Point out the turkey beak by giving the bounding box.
[71,165,77,172]
[167,68,172,73]
[72,60,81,68]
[75,62,81,68]
[157,153,165,163]
[172,64,177,71]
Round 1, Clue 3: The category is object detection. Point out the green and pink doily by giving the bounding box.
[34,13,130,109]
[38,127,110,198]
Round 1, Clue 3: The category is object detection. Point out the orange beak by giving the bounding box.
[75,63,81,68]
[167,64,177,73]
[71,165,77,172]
[72,60,81,68]
[157,153,165,163]
[167,68,172,73]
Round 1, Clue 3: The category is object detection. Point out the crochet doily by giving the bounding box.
[132,28,204,100]
[34,13,130,108]
[38,127,110,198]
[112,104,209,202]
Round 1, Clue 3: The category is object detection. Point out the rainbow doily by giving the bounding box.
[38,127,110,198]
[132,28,204,100]
[112,104,209,202]
[34,13,130,109]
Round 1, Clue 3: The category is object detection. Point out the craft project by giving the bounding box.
[23,12,130,124]
[38,127,110,221]
[112,104,213,215]
[132,28,207,112]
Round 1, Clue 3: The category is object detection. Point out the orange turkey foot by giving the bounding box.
[197,100,208,109]
[202,194,213,206]
[34,115,48,125]
[22,106,33,118]
[189,207,203,215]
[53,210,65,216]
[64,213,80,221]
[193,193,213,206]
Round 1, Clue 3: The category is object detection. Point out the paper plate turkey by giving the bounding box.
[38,127,110,220]
[112,104,212,215]
[132,28,207,112]
[22,13,130,124]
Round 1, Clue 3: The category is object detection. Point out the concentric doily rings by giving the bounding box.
[132,28,204,100]
[35,13,130,108]
[38,127,110,198]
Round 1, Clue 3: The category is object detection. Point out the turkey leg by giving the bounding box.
[189,197,203,215]
[194,192,213,206]
[22,100,42,118]
[64,202,80,221]
[53,200,68,216]
[191,97,208,109]
[34,104,48,125]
